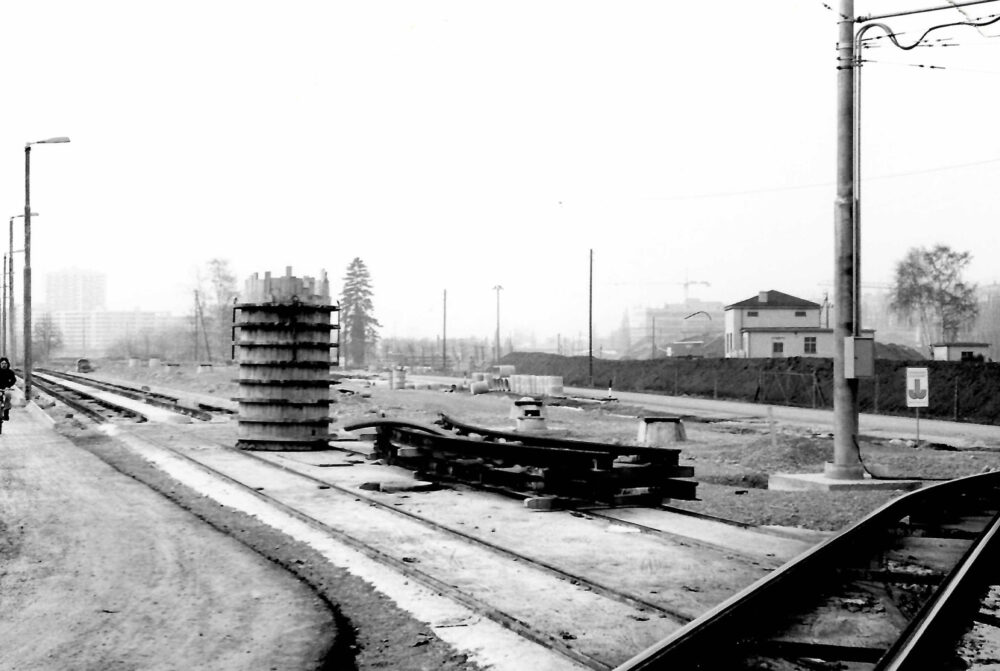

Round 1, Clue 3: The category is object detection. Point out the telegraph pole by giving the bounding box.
[442,289,447,372]
[588,249,594,387]
[826,0,1000,479]
[828,0,865,479]
[492,285,503,364]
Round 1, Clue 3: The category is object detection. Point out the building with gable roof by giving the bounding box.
[724,290,872,358]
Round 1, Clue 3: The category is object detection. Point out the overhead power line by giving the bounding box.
[646,156,1000,202]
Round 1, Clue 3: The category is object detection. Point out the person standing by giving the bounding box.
[0,357,16,420]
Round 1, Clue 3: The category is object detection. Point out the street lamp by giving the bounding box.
[492,285,503,364]
[24,136,70,400]
[6,214,36,365]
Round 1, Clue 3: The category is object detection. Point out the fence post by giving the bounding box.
[954,377,959,422]
[873,375,879,414]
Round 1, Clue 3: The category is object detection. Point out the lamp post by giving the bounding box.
[24,136,70,400]
[492,285,503,364]
[7,214,36,366]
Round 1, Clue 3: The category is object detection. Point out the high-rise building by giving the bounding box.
[45,269,107,312]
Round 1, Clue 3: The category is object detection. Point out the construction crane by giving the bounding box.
[609,274,710,303]
[680,279,710,303]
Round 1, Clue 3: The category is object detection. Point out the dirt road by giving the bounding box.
[0,408,336,670]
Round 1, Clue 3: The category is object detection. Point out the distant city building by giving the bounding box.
[48,310,181,358]
[45,269,107,312]
[725,289,873,358]
[624,299,724,359]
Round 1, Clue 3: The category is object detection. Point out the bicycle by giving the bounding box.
[0,388,7,435]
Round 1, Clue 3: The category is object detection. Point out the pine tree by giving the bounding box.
[340,258,380,367]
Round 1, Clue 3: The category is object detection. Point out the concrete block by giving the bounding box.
[515,417,548,432]
[638,417,686,445]
[380,480,438,493]
[397,447,423,458]
[768,472,925,492]
[524,496,560,511]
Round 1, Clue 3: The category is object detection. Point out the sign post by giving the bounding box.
[906,367,929,442]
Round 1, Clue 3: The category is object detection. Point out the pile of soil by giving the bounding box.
[740,434,833,473]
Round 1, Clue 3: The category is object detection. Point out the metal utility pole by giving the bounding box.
[588,249,594,387]
[826,0,1000,479]
[442,289,447,372]
[829,0,865,479]
[7,218,14,365]
[23,136,69,400]
[1,255,5,355]
[651,317,656,359]
[24,147,32,397]
[492,285,503,364]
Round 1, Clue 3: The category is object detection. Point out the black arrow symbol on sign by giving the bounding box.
[908,379,928,399]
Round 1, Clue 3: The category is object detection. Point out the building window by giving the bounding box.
[747,311,758,317]
[804,336,817,354]
[772,341,784,356]
[795,311,807,317]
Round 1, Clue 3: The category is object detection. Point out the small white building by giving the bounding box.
[724,290,872,359]
[931,342,989,362]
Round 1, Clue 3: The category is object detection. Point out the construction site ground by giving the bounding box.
[6,360,1000,669]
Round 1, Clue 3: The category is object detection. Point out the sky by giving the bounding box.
[2,1,999,342]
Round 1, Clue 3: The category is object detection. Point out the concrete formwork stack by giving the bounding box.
[233,267,338,451]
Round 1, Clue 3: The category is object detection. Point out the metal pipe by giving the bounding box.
[24,146,32,399]
[859,0,999,22]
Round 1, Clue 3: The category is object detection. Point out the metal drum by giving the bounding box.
[234,267,338,451]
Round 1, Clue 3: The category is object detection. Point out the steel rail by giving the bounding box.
[32,374,148,424]
[37,368,215,420]
[246,449,697,623]
[435,412,682,462]
[876,507,1000,670]
[613,470,1000,670]
[580,509,781,569]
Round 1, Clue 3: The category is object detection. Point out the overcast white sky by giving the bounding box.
[2,1,999,341]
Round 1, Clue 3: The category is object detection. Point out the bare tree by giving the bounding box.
[32,313,63,363]
[890,245,978,346]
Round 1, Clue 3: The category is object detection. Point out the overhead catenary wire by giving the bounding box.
[645,155,1000,202]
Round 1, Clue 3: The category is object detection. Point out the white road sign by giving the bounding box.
[906,367,929,408]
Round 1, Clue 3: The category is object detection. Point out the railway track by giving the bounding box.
[32,372,150,424]
[125,424,766,670]
[615,469,1000,670]
[36,368,233,418]
[33,371,774,668]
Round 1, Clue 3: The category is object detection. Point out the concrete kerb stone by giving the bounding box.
[25,400,56,427]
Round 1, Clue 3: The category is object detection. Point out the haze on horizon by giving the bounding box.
[4,0,1000,342]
